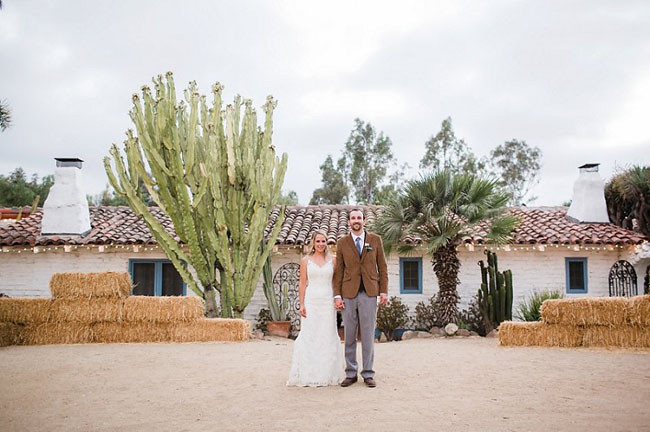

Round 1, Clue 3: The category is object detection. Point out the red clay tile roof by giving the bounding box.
[0,205,646,247]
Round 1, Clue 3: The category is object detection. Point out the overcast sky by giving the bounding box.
[1,0,649,206]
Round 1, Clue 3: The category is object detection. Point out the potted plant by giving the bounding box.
[262,255,291,337]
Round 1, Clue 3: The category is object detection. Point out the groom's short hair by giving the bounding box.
[348,208,364,220]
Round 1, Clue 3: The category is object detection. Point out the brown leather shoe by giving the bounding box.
[340,376,358,387]
[364,377,376,388]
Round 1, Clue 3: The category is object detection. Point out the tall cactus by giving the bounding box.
[104,72,287,318]
[477,250,513,331]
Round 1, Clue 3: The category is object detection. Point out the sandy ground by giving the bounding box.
[1,338,649,432]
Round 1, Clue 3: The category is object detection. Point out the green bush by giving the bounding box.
[460,295,487,335]
[515,290,564,321]
[414,294,441,330]
[376,296,410,341]
[254,307,272,333]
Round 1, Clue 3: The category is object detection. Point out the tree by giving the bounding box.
[490,139,542,205]
[0,168,53,207]
[0,100,11,132]
[105,73,287,318]
[311,119,400,205]
[374,170,518,325]
[420,117,486,175]
[309,155,349,204]
[277,190,299,206]
[605,165,650,237]
[344,118,396,204]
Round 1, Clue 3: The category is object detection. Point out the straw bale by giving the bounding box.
[21,323,94,345]
[48,298,124,323]
[541,297,628,326]
[583,325,650,348]
[123,296,204,322]
[50,272,132,299]
[169,319,250,342]
[92,322,171,343]
[0,298,51,324]
[0,322,23,346]
[628,295,650,327]
[499,321,583,347]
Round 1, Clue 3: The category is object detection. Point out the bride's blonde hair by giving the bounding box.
[309,229,331,257]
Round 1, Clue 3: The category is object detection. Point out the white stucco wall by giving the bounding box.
[1,244,647,322]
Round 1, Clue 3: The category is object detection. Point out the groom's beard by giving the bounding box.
[351,223,362,231]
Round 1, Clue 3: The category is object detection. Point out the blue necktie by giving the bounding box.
[355,237,362,256]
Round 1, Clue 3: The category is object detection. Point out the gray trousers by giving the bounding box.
[342,291,377,379]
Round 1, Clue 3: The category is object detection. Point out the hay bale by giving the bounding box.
[0,322,23,346]
[50,272,132,299]
[169,318,250,342]
[123,296,204,322]
[499,321,583,347]
[541,297,628,326]
[21,323,94,345]
[583,325,650,348]
[628,295,650,327]
[48,298,124,323]
[92,322,171,343]
[0,298,51,324]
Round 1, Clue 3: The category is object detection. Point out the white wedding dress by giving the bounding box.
[287,258,345,387]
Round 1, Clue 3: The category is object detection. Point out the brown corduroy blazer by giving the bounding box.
[332,231,388,299]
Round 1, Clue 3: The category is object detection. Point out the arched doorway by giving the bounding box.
[608,260,638,297]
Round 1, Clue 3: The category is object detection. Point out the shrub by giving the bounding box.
[414,294,441,330]
[515,290,565,321]
[376,296,410,341]
[254,307,272,333]
[460,294,488,335]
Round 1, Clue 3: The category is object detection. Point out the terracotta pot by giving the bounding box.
[267,321,291,338]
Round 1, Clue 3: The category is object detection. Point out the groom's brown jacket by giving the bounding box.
[332,231,388,299]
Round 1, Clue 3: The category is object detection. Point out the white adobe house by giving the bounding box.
[0,160,648,327]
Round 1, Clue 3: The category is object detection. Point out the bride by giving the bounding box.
[287,229,345,387]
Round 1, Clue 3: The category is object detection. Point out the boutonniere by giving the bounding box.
[364,243,372,252]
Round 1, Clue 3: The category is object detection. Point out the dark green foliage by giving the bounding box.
[420,117,486,175]
[277,190,299,206]
[0,99,11,131]
[0,168,53,207]
[460,295,487,335]
[310,155,349,204]
[254,307,272,333]
[414,294,440,330]
[376,296,410,341]
[477,250,513,332]
[490,139,542,205]
[605,165,650,237]
[310,118,404,205]
[515,290,564,321]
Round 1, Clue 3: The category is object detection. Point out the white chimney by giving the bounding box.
[566,163,610,224]
[41,158,91,235]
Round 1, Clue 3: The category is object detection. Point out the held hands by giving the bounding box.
[379,293,388,306]
[334,298,345,310]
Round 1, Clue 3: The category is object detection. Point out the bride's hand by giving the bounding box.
[300,304,307,318]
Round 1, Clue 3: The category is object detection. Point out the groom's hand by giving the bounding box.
[379,293,388,306]
[334,298,344,310]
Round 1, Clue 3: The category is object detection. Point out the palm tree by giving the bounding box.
[374,170,519,325]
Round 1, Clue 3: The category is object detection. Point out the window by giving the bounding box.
[400,257,422,294]
[128,259,186,296]
[565,258,588,293]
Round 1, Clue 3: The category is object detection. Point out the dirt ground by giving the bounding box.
[1,337,649,432]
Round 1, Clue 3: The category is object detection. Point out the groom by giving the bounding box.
[333,208,388,388]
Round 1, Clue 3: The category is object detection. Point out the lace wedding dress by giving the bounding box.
[287,259,345,387]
